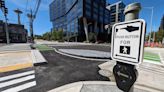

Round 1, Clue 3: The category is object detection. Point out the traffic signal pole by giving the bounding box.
[27,10,35,43]
[0,0,10,44]
[4,13,9,44]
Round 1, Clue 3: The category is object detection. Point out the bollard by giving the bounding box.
[123,2,141,92]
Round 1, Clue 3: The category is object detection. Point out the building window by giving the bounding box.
[86,10,91,17]
[85,0,91,4]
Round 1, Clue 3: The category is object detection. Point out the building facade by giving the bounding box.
[106,1,125,42]
[50,0,125,42]
[106,1,125,25]
[159,15,164,30]
[0,20,28,43]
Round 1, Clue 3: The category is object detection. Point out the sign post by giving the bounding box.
[111,3,146,92]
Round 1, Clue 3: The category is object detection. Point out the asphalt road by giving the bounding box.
[24,50,109,92]
[51,44,111,52]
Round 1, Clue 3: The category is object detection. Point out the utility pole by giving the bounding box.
[26,0,41,43]
[14,9,23,25]
[0,0,10,44]
[27,9,35,43]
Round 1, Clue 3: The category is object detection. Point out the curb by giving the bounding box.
[31,50,48,65]
[54,48,110,62]
[159,52,164,65]
[58,49,111,59]
[48,81,161,92]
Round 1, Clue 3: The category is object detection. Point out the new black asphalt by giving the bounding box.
[24,50,109,92]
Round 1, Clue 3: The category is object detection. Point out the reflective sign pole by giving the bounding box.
[113,2,142,92]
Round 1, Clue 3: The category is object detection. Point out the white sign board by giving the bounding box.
[111,19,146,65]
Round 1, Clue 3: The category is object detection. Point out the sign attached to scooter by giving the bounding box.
[111,19,146,65]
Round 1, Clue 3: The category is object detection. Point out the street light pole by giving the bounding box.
[14,9,23,25]
[144,7,154,45]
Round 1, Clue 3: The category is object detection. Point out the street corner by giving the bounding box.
[0,51,34,73]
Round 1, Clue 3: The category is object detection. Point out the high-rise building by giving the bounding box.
[106,1,125,25]
[50,0,110,42]
[159,15,164,30]
[105,1,125,42]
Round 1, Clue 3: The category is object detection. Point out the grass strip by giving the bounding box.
[35,45,53,51]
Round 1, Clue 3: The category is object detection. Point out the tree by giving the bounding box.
[51,30,57,40]
[156,29,164,42]
[42,32,51,40]
[34,35,42,39]
[41,28,64,41]
[57,29,63,41]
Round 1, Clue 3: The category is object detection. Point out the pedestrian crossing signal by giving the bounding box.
[120,46,130,55]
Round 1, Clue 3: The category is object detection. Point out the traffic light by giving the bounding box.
[0,0,5,8]
[4,7,8,14]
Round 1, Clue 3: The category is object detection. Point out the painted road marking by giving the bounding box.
[0,70,35,82]
[0,62,33,73]
[2,81,36,92]
[0,75,35,88]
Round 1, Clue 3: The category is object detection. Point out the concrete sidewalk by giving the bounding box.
[0,43,31,52]
[48,81,159,92]
[0,44,47,73]
[0,51,33,73]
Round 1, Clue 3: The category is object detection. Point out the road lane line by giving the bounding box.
[0,70,35,82]
[0,75,35,88]
[2,81,36,92]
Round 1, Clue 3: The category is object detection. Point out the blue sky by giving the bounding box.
[0,0,164,35]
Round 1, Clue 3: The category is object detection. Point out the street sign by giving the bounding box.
[111,19,146,65]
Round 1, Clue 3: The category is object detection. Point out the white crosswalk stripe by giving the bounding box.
[2,81,36,92]
[0,71,35,82]
[0,69,36,92]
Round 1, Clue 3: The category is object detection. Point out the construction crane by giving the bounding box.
[27,0,41,43]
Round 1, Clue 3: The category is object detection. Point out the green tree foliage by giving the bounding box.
[42,29,64,41]
[156,29,164,42]
[57,29,63,41]
[34,35,42,39]
[42,32,50,40]
[51,30,57,40]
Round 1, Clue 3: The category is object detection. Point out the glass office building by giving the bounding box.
[50,0,122,42]
[159,15,164,30]
[49,0,67,31]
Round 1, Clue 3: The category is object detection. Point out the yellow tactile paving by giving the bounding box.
[0,62,33,73]
[0,51,34,73]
